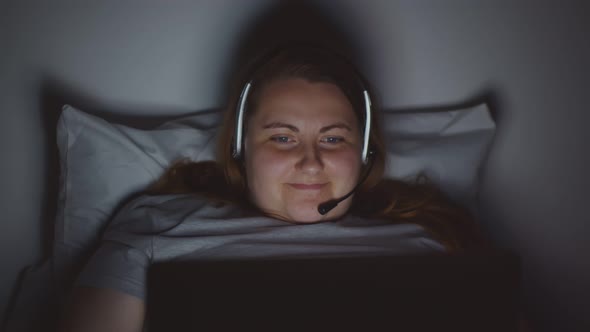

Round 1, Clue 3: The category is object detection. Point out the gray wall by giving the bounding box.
[1,0,588,330]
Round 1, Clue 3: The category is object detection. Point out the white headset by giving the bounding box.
[231,80,373,164]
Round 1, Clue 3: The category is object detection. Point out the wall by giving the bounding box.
[322,2,589,330]
[1,0,588,330]
[321,1,589,328]
[0,0,276,324]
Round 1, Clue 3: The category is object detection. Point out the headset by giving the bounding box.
[232,81,373,164]
[230,59,376,215]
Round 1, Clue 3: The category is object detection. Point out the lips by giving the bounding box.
[288,183,327,190]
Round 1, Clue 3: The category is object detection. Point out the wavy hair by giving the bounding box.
[148,45,488,251]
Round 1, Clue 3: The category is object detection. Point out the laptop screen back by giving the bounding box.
[147,252,520,332]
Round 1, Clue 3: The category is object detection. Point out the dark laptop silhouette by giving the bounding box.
[147,252,520,332]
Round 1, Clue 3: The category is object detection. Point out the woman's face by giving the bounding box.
[244,78,362,223]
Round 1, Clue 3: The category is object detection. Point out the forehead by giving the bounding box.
[251,78,359,126]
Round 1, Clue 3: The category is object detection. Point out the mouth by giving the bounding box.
[288,183,327,190]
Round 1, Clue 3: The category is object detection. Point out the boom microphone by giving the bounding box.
[317,152,374,215]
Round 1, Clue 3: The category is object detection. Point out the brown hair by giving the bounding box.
[149,45,488,251]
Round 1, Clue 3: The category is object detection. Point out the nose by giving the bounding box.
[295,144,324,175]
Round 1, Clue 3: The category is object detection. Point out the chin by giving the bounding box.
[284,203,344,224]
[280,203,319,223]
[289,216,324,224]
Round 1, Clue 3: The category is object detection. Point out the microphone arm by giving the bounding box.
[317,153,374,215]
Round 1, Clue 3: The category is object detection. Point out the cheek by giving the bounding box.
[245,148,292,193]
[325,149,362,179]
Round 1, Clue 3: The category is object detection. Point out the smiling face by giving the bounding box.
[243,78,363,223]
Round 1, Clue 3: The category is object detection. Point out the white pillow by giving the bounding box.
[53,103,495,284]
[383,105,495,202]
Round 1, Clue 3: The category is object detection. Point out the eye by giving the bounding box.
[321,136,344,144]
[270,135,294,144]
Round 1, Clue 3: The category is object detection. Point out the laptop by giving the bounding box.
[147,252,521,332]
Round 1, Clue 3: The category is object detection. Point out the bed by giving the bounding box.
[4,98,497,331]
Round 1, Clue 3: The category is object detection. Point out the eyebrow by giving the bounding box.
[262,122,299,132]
[319,123,352,133]
[262,122,352,133]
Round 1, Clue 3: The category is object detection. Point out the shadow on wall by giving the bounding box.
[224,0,363,93]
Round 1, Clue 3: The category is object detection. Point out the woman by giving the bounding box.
[60,45,485,331]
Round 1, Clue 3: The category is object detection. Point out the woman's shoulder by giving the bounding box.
[107,193,244,233]
[338,214,448,253]
[116,193,214,214]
